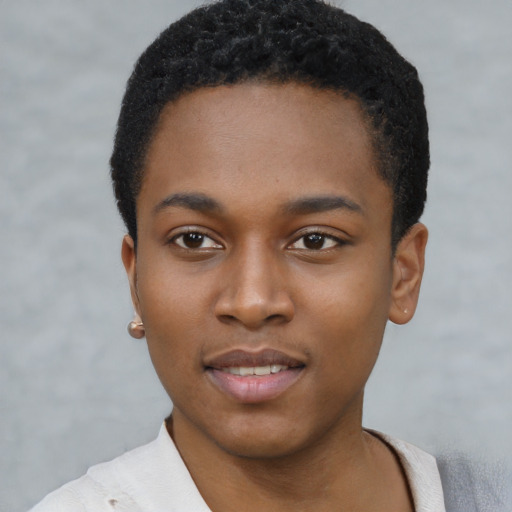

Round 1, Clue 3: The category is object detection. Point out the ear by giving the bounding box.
[388,223,428,325]
[121,234,142,319]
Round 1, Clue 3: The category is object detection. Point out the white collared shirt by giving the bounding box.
[30,424,445,512]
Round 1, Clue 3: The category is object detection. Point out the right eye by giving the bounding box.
[171,232,222,250]
[288,232,342,251]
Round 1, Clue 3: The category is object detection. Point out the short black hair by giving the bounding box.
[111,0,429,248]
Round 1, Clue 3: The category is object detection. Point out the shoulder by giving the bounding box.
[367,429,446,512]
[28,423,211,512]
[436,451,512,512]
[28,438,158,512]
[28,472,133,512]
[368,430,511,512]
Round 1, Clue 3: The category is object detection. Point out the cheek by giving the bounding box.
[305,259,392,325]
[302,259,392,366]
[138,276,210,408]
[136,268,211,369]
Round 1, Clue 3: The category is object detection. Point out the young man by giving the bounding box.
[31,0,444,510]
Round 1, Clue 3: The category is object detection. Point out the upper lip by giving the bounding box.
[204,348,306,370]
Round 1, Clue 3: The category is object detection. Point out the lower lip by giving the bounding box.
[207,368,303,403]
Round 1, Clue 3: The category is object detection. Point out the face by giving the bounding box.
[123,83,426,459]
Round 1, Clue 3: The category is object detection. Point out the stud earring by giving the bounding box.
[127,316,145,339]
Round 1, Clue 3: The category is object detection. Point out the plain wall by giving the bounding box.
[1,1,511,510]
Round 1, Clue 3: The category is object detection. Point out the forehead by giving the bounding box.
[140,82,390,218]
[150,83,373,162]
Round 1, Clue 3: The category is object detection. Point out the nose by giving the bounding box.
[214,243,295,329]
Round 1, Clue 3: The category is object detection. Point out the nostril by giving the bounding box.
[218,314,237,323]
[266,313,288,323]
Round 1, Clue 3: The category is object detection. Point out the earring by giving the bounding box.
[127,316,145,339]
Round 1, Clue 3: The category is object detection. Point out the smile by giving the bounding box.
[220,364,289,376]
[204,349,305,403]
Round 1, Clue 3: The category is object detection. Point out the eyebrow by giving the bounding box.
[283,195,364,215]
[153,192,363,217]
[153,192,223,215]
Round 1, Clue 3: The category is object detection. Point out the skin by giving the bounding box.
[122,83,427,512]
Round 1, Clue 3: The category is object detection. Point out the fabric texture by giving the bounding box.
[436,452,512,512]
[29,424,445,512]
[368,430,445,512]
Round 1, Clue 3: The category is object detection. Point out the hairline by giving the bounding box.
[132,78,397,248]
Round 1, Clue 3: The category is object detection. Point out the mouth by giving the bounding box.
[204,349,305,403]
[219,364,290,376]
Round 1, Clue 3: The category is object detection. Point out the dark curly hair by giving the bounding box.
[110,0,429,248]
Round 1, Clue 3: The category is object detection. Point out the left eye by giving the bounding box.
[172,232,222,249]
[289,233,340,250]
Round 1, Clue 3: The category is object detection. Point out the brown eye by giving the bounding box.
[172,232,222,249]
[182,233,205,248]
[289,233,340,251]
[303,234,325,250]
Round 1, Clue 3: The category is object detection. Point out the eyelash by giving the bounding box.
[288,231,345,251]
[168,228,346,252]
[170,230,222,250]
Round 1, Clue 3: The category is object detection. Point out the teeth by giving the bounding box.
[254,365,271,376]
[220,365,289,376]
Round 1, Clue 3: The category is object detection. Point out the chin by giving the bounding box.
[214,434,305,460]
[205,415,317,461]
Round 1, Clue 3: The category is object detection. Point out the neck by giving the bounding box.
[167,406,413,512]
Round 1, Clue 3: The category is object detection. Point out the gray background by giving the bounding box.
[1,1,511,511]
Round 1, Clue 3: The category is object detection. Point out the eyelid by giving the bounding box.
[287,227,349,250]
[167,226,224,249]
